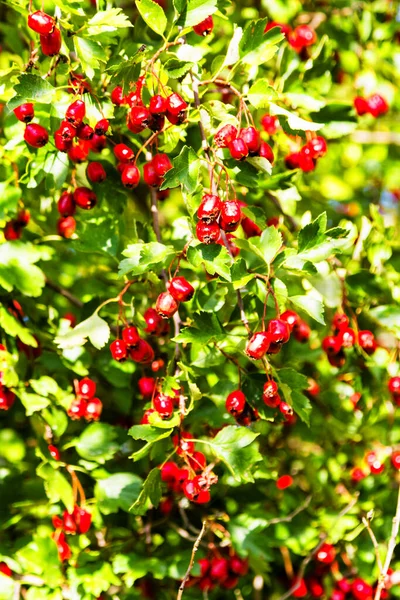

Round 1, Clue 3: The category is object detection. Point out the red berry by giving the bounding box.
[210,557,229,583]
[40,26,62,55]
[48,444,60,460]
[293,320,311,343]
[331,590,346,600]
[138,377,156,398]
[351,579,373,600]
[68,140,90,163]
[358,330,376,354]
[90,134,107,153]
[4,221,22,241]
[182,478,201,501]
[264,21,291,38]
[239,127,260,154]
[338,327,355,348]
[267,318,290,344]
[76,123,94,140]
[67,397,87,419]
[144,308,165,335]
[388,376,400,395]
[0,562,12,577]
[114,143,134,163]
[369,458,385,475]
[14,103,34,123]
[141,408,156,424]
[225,390,246,416]
[197,194,222,223]
[57,216,76,238]
[285,152,301,169]
[214,124,237,148]
[308,136,327,158]
[259,141,274,162]
[229,555,248,576]
[316,542,336,564]
[28,10,55,34]
[391,451,400,470]
[156,292,179,318]
[354,96,369,116]
[173,431,195,456]
[94,119,109,135]
[152,153,172,177]
[129,105,151,132]
[333,313,349,332]
[78,377,96,399]
[298,147,316,172]
[85,397,103,421]
[73,187,97,210]
[193,15,214,36]
[228,138,249,160]
[111,86,125,105]
[322,335,342,355]
[219,200,242,232]
[24,123,49,148]
[166,93,188,116]
[74,506,92,534]
[58,192,75,217]
[0,388,15,410]
[149,95,168,115]
[188,451,206,472]
[263,381,281,407]
[121,164,140,188]
[279,401,293,420]
[289,25,317,50]
[367,94,388,117]
[196,220,221,244]
[307,378,320,397]
[292,579,308,598]
[246,331,271,359]
[276,474,293,489]
[52,531,71,562]
[54,131,72,152]
[66,100,86,128]
[110,339,128,362]
[87,162,106,183]
[167,277,194,302]
[143,162,162,187]
[122,326,140,347]
[161,461,179,483]
[280,310,300,331]
[130,339,154,364]
[57,120,76,141]
[261,114,279,135]
[153,393,174,419]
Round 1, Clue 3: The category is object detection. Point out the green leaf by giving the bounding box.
[95,473,143,514]
[277,368,311,426]
[37,464,74,511]
[54,313,110,350]
[247,79,277,109]
[73,37,106,80]
[136,0,167,36]
[18,390,50,416]
[269,102,324,133]
[241,226,282,266]
[222,25,243,68]
[0,242,53,297]
[42,151,69,189]
[209,426,262,483]
[86,8,133,35]
[130,468,162,515]
[163,58,194,79]
[246,156,272,174]
[290,295,325,325]
[6,74,55,112]
[239,19,283,65]
[160,146,200,194]
[129,425,173,461]
[118,241,176,277]
[174,311,225,345]
[30,376,60,397]
[187,244,231,281]
[0,307,37,347]
[175,0,218,28]
[76,423,119,463]
[230,258,255,290]
[298,213,327,253]
[0,182,22,219]
[369,305,400,336]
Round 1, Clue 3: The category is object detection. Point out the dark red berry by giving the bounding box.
[54,131,72,152]
[114,143,134,163]
[138,377,156,398]
[110,339,128,362]
[285,152,301,169]
[130,339,154,364]
[144,308,165,335]
[149,95,168,114]
[122,326,140,347]
[152,153,172,177]
[196,221,220,244]
[58,191,76,216]
[76,123,94,140]
[225,390,246,416]
[68,140,90,163]
[28,11,55,34]
[24,123,49,148]
[90,134,107,153]
[143,162,162,187]
[358,330,376,354]
[167,277,194,302]
[293,321,311,343]
[73,187,97,210]
[94,119,109,135]
[259,141,274,162]
[197,194,222,223]
[228,138,249,160]
[193,15,214,36]
[245,331,271,359]
[156,292,179,318]
[4,221,22,241]
[14,103,34,123]
[214,124,237,148]
[354,96,369,116]
[57,216,76,238]
[111,86,125,105]
[121,164,140,188]
[280,310,300,331]
[40,26,62,56]
[129,105,151,132]
[219,200,242,232]
[87,162,106,183]
[267,318,290,344]
[153,393,174,419]
[239,127,260,154]
[166,93,188,116]
[322,335,342,355]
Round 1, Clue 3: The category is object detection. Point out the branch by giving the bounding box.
[277,494,359,600]
[374,482,400,600]
[267,495,312,526]
[362,514,384,575]
[45,278,84,308]
[177,520,208,600]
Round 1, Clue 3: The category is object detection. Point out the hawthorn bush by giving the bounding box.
[1,0,400,598]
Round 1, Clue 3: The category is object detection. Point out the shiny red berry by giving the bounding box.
[78,377,96,399]
[152,153,172,177]
[167,277,194,302]
[28,10,55,34]
[130,339,154,364]
[259,141,274,162]
[73,187,97,210]
[267,318,290,344]
[111,86,125,105]
[219,200,242,232]
[85,397,102,421]
[121,164,140,188]
[197,194,222,223]
[246,331,271,359]
[48,444,60,460]
[196,221,221,244]
[358,330,376,354]
[94,119,109,135]
[214,124,237,148]
[24,123,49,148]
[239,127,260,154]
[225,390,246,416]
[110,339,128,362]
[333,313,349,332]
[156,292,179,318]
[149,95,168,115]
[354,96,369,116]
[122,326,140,347]
[57,216,76,238]
[58,191,76,216]
[138,377,156,398]
[261,114,279,135]
[87,162,106,183]
[166,93,188,116]
[193,15,214,36]
[76,123,94,140]
[153,393,174,419]
[129,105,151,131]
[14,103,34,123]
[114,143,134,163]
[280,310,300,331]
[65,100,86,128]
[228,138,249,160]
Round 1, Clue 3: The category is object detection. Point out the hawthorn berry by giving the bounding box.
[144,308,165,335]
[239,127,260,154]
[0,562,12,577]
[67,397,87,419]
[85,397,103,421]
[90,134,107,153]
[24,123,49,148]
[228,138,249,160]
[121,164,140,188]
[138,377,156,398]
[267,319,290,344]
[14,103,34,123]
[141,408,156,424]
[173,431,195,456]
[338,327,356,348]
[293,320,311,343]
[388,377,400,395]
[68,140,90,163]
[354,96,369,116]
[122,326,140,347]
[156,292,179,319]
[193,15,214,36]
[166,93,188,117]
[143,162,162,187]
[28,10,55,34]
[54,131,72,152]
[322,335,342,356]
[219,200,242,232]
[129,105,151,132]
[130,339,154,363]
[114,143,135,163]
[261,114,279,134]
[316,542,336,564]
[246,331,271,359]
[111,86,125,105]
[210,557,229,582]
[280,310,300,331]
[57,216,76,238]
[87,162,107,183]
[285,152,301,169]
[259,141,274,162]
[225,390,246,416]
[183,478,202,502]
[289,25,317,51]
[94,119,109,135]
[188,451,207,472]
[0,388,15,410]
[264,21,291,38]
[197,194,222,223]
[391,451,400,470]
[276,475,293,490]
[308,136,327,158]
[214,124,237,148]
[167,277,194,302]
[78,377,96,399]
[263,381,281,407]
[110,339,128,362]
[196,221,221,244]
[73,187,97,210]
[351,579,373,600]
[76,123,94,140]
[40,26,62,55]
[367,94,388,117]
[358,330,376,354]
[333,313,349,332]
[279,401,293,419]
[4,221,22,241]
[48,445,60,460]
[153,393,174,419]
[66,100,86,128]
[152,153,172,177]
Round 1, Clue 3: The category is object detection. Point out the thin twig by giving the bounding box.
[277,494,359,600]
[177,520,208,599]
[374,482,400,600]
[362,515,384,574]
[45,278,84,308]
[267,495,312,526]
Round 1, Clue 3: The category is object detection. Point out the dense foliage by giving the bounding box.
[1,0,400,598]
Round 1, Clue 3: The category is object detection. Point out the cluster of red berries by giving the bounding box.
[155,276,194,319]
[14,102,49,148]
[28,10,62,56]
[0,344,15,411]
[295,573,392,600]
[195,193,243,245]
[54,98,109,156]
[67,378,102,421]
[3,208,30,241]
[322,313,376,367]
[265,22,317,54]
[214,123,274,162]
[160,432,215,504]
[57,187,97,238]
[351,448,400,482]
[261,113,280,135]
[113,144,172,191]
[51,504,91,561]
[285,136,328,172]
[354,94,389,118]
[225,390,260,426]
[110,325,155,365]
[186,551,248,592]
[245,315,299,360]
